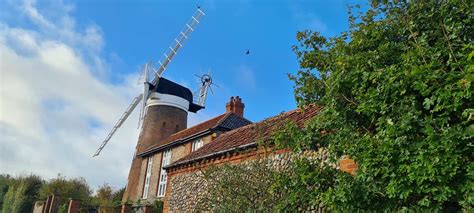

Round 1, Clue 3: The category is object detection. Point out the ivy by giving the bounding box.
[277,0,473,211]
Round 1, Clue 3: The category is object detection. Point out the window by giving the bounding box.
[157,149,172,197]
[192,139,203,151]
[142,156,153,199]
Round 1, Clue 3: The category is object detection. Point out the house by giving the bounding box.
[120,78,356,212]
[121,95,252,210]
[162,104,323,211]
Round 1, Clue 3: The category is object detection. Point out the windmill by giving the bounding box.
[93,8,210,157]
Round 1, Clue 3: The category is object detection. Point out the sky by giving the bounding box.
[0,0,366,191]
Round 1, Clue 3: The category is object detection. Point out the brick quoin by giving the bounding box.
[120,204,131,213]
[43,196,52,213]
[143,206,154,213]
[67,200,80,213]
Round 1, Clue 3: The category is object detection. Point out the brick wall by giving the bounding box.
[123,105,188,202]
[127,131,220,206]
[132,132,217,205]
[41,195,63,213]
[67,200,80,213]
[120,204,131,213]
[137,105,188,153]
[135,156,149,200]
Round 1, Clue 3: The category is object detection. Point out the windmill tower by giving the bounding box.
[124,78,205,200]
[91,8,212,201]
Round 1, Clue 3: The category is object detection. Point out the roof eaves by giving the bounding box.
[137,128,214,157]
[164,141,258,170]
[137,112,252,157]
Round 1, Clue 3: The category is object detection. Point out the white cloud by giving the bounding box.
[0,0,215,192]
[22,0,56,29]
[0,0,141,190]
[290,2,328,33]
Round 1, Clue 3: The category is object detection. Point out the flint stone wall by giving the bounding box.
[167,150,328,211]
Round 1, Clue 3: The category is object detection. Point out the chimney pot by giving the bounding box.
[225,96,245,117]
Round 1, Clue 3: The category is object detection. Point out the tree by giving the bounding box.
[0,175,12,210]
[2,175,43,213]
[276,0,473,211]
[38,174,93,207]
[95,183,114,207]
[111,187,125,206]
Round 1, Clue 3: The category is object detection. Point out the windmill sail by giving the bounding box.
[93,8,206,157]
[138,63,150,128]
[150,8,205,86]
[93,94,143,157]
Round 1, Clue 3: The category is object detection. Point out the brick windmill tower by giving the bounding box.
[92,8,211,201]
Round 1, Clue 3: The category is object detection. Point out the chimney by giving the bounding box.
[226,96,245,117]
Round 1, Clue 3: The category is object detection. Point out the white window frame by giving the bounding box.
[142,156,153,199]
[157,149,172,197]
[192,139,204,151]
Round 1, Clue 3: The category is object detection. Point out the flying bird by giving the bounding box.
[246,50,250,55]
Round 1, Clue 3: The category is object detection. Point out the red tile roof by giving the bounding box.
[168,105,322,168]
[138,112,252,156]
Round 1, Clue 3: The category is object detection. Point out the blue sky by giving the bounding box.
[72,0,361,121]
[0,0,367,190]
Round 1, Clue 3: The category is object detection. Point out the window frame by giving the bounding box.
[157,149,172,197]
[192,139,204,151]
[142,156,153,199]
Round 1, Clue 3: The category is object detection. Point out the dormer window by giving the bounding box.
[192,139,203,151]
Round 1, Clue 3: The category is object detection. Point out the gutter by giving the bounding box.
[137,113,249,157]
[163,141,258,169]
[137,128,212,157]
[137,124,236,157]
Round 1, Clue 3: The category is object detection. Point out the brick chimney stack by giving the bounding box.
[226,96,245,117]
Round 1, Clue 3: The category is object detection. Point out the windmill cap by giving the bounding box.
[149,77,203,112]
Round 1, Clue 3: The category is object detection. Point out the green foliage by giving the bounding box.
[278,0,473,211]
[1,174,43,213]
[57,203,68,213]
[111,187,125,206]
[0,174,125,212]
[95,183,114,207]
[35,174,96,212]
[0,175,13,210]
[92,184,125,209]
[39,174,93,206]
[196,159,282,212]
[151,200,163,213]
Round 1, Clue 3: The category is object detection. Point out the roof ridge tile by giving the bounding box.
[138,112,251,156]
[168,105,322,168]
